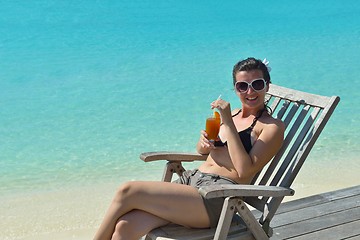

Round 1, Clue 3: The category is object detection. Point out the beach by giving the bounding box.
[2,157,359,240]
[1,0,360,239]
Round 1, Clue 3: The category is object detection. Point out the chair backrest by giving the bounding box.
[247,84,340,223]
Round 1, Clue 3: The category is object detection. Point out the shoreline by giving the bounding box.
[2,160,359,240]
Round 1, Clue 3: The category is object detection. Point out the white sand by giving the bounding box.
[0,184,114,240]
[1,160,359,240]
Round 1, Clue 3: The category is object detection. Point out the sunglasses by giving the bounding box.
[235,78,267,93]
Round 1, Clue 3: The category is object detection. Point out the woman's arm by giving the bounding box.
[213,99,284,181]
[224,120,284,180]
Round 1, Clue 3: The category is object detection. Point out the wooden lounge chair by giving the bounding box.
[140,84,340,240]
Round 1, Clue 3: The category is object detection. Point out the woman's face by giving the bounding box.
[234,69,268,110]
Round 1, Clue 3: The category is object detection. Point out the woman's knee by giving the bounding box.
[113,181,141,204]
[112,219,139,240]
[114,181,133,199]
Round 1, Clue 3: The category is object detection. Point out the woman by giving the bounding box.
[94,57,285,240]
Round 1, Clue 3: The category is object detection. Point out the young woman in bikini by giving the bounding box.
[94,57,285,240]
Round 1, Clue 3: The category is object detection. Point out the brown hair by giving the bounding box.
[232,57,271,86]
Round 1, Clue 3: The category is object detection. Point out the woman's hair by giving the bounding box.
[232,57,271,85]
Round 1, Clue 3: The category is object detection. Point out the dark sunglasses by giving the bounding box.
[235,78,266,93]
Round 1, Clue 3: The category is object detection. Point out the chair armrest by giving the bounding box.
[140,151,208,162]
[199,184,294,199]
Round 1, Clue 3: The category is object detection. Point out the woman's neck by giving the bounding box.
[241,105,266,118]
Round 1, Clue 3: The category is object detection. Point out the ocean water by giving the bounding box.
[1,0,360,198]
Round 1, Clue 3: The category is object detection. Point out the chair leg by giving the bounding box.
[235,199,269,240]
[214,197,237,240]
[162,161,185,182]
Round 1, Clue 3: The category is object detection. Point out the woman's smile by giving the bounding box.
[246,96,258,101]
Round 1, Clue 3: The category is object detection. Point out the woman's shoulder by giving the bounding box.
[254,114,285,144]
[261,113,285,131]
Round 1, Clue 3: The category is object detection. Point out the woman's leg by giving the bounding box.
[112,209,169,240]
[94,181,211,240]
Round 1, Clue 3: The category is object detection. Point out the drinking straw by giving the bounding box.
[214,94,222,113]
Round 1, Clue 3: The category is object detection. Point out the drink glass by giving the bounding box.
[206,114,221,142]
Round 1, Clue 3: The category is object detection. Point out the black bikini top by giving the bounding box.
[214,108,265,153]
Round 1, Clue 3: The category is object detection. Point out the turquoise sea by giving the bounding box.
[1,0,360,198]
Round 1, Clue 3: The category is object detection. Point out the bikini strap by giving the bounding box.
[221,108,265,128]
[220,109,242,126]
[232,109,242,117]
[250,108,266,129]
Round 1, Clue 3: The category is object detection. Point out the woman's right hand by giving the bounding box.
[197,130,215,154]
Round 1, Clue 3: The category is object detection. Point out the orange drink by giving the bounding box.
[206,112,221,142]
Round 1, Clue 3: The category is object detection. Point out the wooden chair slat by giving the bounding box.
[270,107,321,187]
[282,102,302,128]
[274,99,290,120]
[257,104,311,186]
[267,84,331,108]
[267,95,281,112]
[279,97,340,188]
